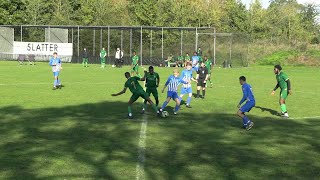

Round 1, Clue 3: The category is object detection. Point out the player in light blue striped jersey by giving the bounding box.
[179,62,197,108]
[160,69,189,115]
[49,52,62,90]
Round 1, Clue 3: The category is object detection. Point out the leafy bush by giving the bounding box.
[257,50,299,65]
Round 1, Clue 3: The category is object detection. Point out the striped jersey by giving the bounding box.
[49,57,62,72]
[180,69,193,88]
[165,75,187,92]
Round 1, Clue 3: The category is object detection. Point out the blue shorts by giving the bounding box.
[240,102,255,112]
[180,87,192,95]
[53,71,60,77]
[167,91,179,100]
[192,66,199,72]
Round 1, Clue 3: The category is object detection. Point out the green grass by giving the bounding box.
[0,61,319,179]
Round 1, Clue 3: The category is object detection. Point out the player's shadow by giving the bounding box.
[255,106,279,116]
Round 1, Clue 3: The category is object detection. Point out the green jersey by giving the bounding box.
[100,50,106,58]
[276,72,289,89]
[132,55,139,65]
[184,55,191,61]
[125,76,144,94]
[146,72,159,88]
[204,59,212,73]
[177,55,184,62]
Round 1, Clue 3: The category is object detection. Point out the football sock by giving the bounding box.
[161,101,168,110]
[155,98,159,106]
[54,80,57,87]
[142,102,146,110]
[243,115,249,126]
[128,106,132,114]
[187,97,191,105]
[151,104,158,113]
[281,104,287,113]
[197,90,200,97]
[174,105,180,112]
[202,90,206,97]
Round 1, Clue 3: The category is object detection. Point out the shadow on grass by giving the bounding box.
[0,102,319,179]
[255,105,279,116]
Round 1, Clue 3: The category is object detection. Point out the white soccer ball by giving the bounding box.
[161,111,169,118]
[112,64,115,68]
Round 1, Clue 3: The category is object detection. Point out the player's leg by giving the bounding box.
[128,94,139,118]
[160,97,171,111]
[143,93,160,114]
[179,88,187,104]
[196,80,202,98]
[237,102,254,130]
[82,58,85,67]
[142,88,152,114]
[173,93,181,115]
[53,72,59,90]
[202,82,206,99]
[151,88,159,106]
[135,65,141,78]
[208,73,213,87]
[186,87,192,108]
[279,90,289,118]
[85,58,88,67]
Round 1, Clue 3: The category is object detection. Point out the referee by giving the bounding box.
[196,62,209,99]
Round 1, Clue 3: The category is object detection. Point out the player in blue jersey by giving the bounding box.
[49,52,62,90]
[179,62,197,108]
[160,69,189,115]
[191,51,199,72]
[237,76,255,130]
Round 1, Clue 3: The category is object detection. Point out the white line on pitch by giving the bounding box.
[291,116,320,120]
[136,115,147,180]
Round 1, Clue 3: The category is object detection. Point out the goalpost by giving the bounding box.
[196,31,249,67]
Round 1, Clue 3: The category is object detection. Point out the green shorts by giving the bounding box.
[130,90,149,102]
[280,88,288,99]
[146,87,158,98]
[131,64,139,72]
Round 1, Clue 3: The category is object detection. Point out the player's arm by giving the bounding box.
[111,87,127,96]
[162,77,170,93]
[156,74,160,87]
[285,78,292,94]
[238,88,247,108]
[139,70,148,81]
[271,83,279,95]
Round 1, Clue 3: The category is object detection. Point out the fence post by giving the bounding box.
[161,27,164,60]
[140,26,143,66]
[77,26,79,63]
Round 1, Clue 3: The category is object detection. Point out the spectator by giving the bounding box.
[28,54,35,65]
[18,54,26,65]
[115,48,124,68]
[82,48,89,67]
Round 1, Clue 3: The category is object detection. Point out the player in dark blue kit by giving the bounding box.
[237,76,255,130]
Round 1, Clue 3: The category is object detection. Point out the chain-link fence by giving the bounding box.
[0,25,248,67]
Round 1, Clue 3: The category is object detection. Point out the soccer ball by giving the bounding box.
[161,111,169,118]
[112,64,115,68]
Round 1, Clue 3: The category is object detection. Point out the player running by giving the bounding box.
[131,51,141,77]
[49,52,62,90]
[195,62,209,99]
[271,65,292,118]
[141,66,160,114]
[237,76,255,130]
[160,69,189,115]
[111,71,160,119]
[179,62,197,108]
[203,55,213,87]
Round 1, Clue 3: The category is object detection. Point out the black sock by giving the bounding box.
[155,98,159,106]
[202,89,205,97]
[197,90,200,97]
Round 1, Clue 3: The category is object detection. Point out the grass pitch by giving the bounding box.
[0,61,319,179]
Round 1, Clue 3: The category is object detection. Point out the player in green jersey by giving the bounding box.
[111,71,160,119]
[100,48,107,68]
[131,51,141,77]
[141,66,160,114]
[203,56,213,88]
[271,65,292,118]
